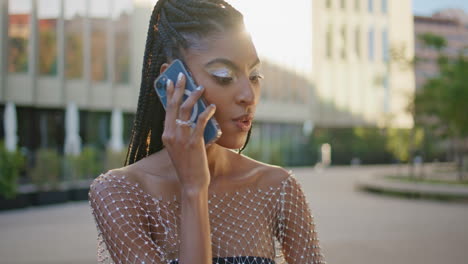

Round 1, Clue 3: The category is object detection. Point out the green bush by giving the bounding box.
[30,148,61,190]
[242,140,285,166]
[269,140,285,166]
[73,146,103,180]
[64,146,106,182]
[0,142,25,199]
[105,149,127,171]
[242,143,262,161]
[63,154,80,182]
[309,127,394,165]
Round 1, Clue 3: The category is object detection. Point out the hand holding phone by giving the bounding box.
[154,60,219,192]
[154,59,222,146]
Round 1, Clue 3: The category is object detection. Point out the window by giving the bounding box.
[38,0,60,76]
[326,0,332,9]
[8,0,31,73]
[383,75,390,113]
[368,28,374,61]
[355,0,360,11]
[90,1,110,82]
[65,0,85,79]
[123,112,135,145]
[113,0,133,84]
[326,24,333,58]
[382,29,389,62]
[17,108,65,153]
[368,0,373,12]
[80,111,111,150]
[0,106,4,140]
[382,0,388,13]
[355,27,361,58]
[341,26,347,59]
[340,0,345,9]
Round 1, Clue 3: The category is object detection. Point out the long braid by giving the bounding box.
[125,1,167,165]
[125,0,245,166]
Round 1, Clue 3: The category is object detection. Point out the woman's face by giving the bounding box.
[162,29,263,150]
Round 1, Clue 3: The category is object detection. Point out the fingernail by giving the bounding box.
[166,79,171,87]
[196,85,203,91]
[210,104,216,108]
[178,72,183,82]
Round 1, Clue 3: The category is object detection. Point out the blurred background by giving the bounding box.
[1,0,468,264]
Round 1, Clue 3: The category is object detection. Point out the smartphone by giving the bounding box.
[154,59,222,145]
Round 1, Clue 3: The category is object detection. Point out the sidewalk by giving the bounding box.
[356,163,468,200]
[0,202,97,264]
[357,173,468,198]
[1,165,467,264]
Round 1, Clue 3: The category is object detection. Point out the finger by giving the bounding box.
[165,78,175,103]
[164,79,177,131]
[193,104,217,139]
[179,85,204,121]
[171,72,186,110]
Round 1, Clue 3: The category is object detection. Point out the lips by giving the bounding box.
[232,114,253,132]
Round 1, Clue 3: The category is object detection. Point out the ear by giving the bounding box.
[159,63,170,75]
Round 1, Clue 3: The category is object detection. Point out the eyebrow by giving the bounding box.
[204,57,261,71]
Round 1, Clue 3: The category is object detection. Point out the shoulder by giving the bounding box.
[90,163,179,201]
[88,170,136,203]
[88,169,157,220]
[238,153,295,189]
[88,165,148,200]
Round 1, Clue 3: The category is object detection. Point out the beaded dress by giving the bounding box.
[88,170,326,264]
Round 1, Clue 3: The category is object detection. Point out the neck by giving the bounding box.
[137,144,234,180]
[205,143,232,179]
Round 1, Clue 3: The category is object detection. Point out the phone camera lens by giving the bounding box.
[156,81,162,89]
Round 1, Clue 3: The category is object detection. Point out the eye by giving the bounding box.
[250,74,264,84]
[213,76,233,86]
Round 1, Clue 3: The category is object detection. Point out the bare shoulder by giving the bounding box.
[239,154,293,189]
[109,159,179,198]
[88,166,136,195]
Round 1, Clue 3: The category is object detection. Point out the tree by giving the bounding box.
[415,33,468,180]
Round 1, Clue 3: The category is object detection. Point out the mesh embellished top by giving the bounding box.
[88,170,326,264]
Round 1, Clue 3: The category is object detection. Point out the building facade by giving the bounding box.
[312,0,415,128]
[0,0,420,171]
[414,9,468,90]
[0,0,314,168]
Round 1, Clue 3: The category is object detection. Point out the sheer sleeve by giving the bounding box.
[277,174,326,264]
[88,174,167,264]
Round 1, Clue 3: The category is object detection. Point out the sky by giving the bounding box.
[413,0,468,16]
[9,0,468,17]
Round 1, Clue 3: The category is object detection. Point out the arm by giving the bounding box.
[89,176,166,264]
[277,175,326,264]
[161,72,215,264]
[178,188,211,264]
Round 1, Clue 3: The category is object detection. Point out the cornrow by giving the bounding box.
[164,1,193,21]
[125,0,247,166]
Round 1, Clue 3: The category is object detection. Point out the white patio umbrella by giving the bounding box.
[64,102,82,155]
[4,102,18,152]
[109,108,124,152]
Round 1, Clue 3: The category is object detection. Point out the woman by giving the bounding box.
[88,0,326,263]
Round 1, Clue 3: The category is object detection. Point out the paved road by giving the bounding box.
[1,166,467,264]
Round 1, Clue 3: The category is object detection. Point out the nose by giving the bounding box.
[235,78,257,106]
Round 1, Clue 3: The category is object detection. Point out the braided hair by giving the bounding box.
[124,0,252,166]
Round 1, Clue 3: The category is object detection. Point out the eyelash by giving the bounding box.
[214,76,233,85]
[213,74,264,86]
[250,74,264,83]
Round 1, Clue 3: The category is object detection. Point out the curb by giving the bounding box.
[356,174,468,200]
